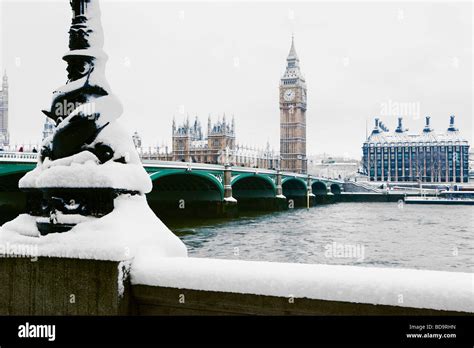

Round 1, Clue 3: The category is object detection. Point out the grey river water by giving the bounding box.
[167,202,474,273]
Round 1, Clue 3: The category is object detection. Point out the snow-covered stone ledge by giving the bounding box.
[1,253,472,315]
[131,256,474,315]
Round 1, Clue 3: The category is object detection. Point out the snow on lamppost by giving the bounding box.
[1,0,186,259]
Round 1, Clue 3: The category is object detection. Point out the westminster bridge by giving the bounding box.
[0,151,343,220]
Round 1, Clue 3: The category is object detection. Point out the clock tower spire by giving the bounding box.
[279,35,307,174]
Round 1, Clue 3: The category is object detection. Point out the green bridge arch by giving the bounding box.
[330,183,342,194]
[311,181,328,195]
[149,170,224,201]
[282,177,307,197]
[231,173,276,199]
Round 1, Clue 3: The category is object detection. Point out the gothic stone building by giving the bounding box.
[363,116,470,183]
[279,36,307,174]
[0,71,8,147]
[172,115,235,164]
[171,115,278,168]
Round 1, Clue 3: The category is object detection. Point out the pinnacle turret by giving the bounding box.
[287,34,298,61]
[281,35,305,86]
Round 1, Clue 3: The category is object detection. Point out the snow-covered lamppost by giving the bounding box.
[16,0,140,234]
[2,0,186,258]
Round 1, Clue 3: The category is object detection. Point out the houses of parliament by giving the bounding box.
[148,37,309,172]
[147,114,279,169]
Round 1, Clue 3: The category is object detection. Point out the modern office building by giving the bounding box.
[362,116,470,183]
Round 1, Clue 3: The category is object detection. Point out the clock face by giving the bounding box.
[283,89,295,101]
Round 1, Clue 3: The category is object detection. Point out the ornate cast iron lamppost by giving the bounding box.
[19,0,150,235]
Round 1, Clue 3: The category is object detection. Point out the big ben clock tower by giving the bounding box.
[279,35,307,174]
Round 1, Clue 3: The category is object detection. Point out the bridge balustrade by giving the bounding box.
[0,152,343,217]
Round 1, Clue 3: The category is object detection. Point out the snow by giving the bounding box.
[20,121,150,193]
[44,151,100,168]
[131,256,474,313]
[90,120,141,165]
[20,159,151,193]
[0,195,187,261]
[36,213,96,226]
[118,260,132,298]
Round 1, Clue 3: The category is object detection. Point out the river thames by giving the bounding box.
[168,202,474,273]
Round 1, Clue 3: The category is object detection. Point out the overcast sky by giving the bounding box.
[0,0,472,158]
